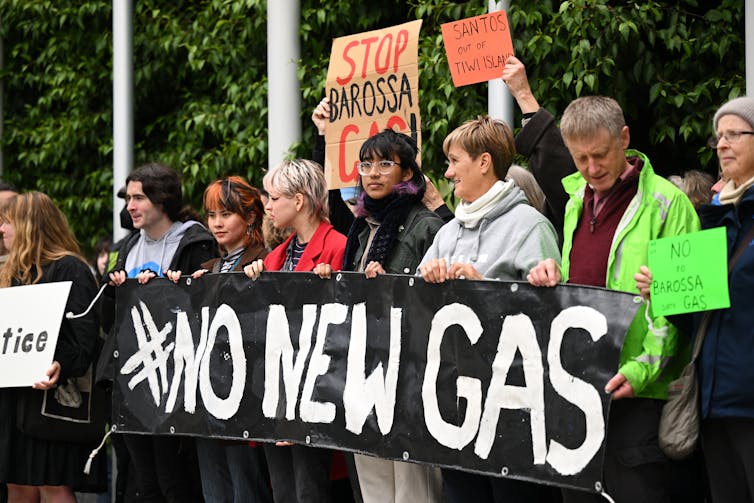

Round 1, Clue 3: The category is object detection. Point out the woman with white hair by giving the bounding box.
[636,96,754,502]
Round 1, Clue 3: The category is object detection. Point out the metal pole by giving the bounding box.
[113,0,134,241]
[488,0,512,125]
[267,0,301,168]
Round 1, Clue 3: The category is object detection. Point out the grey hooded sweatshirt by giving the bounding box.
[418,185,561,280]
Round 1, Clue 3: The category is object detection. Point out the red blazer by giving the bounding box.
[263,221,347,272]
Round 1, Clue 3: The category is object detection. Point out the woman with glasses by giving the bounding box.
[317,129,444,503]
[244,159,346,503]
[419,115,561,503]
[636,96,754,503]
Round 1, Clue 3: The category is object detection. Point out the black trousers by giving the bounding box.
[702,417,754,503]
[123,433,202,503]
[442,469,560,503]
[562,398,699,503]
[263,443,332,503]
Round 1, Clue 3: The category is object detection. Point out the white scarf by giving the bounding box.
[718,173,754,205]
[454,180,514,228]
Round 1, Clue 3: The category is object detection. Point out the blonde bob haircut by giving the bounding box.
[443,114,515,180]
[0,192,87,287]
[560,96,626,142]
[263,159,329,223]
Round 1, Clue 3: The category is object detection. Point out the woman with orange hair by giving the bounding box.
[166,175,272,503]
[0,192,105,502]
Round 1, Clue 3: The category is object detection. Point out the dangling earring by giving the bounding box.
[246,223,253,235]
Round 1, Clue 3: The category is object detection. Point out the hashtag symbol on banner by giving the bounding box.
[120,301,175,406]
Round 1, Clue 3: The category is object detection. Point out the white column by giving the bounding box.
[113,0,134,241]
[744,0,754,96]
[488,0,512,125]
[267,0,301,167]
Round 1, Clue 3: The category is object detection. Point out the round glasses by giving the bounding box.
[357,160,401,176]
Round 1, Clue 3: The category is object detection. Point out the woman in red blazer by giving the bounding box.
[244,159,346,503]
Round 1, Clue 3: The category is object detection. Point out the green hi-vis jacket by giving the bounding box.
[560,150,701,399]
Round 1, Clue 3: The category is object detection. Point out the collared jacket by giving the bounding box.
[201,243,267,273]
[672,187,754,418]
[264,221,346,272]
[560,151,700,398]
[349,204,443,275]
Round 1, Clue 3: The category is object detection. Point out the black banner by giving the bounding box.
[112,272,640,492]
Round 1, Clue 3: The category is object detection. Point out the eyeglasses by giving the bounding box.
[357,159,401,176]
[707,130,754,149]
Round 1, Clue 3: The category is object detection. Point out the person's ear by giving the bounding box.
[620,126,630,150]
[479,152,492,175]
[294,193,305,212]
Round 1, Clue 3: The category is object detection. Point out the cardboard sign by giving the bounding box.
[325,20,422,189]
[441,11,514,87]
[648,227,730,316]
[113,272,640,492]
[0,282,70,387]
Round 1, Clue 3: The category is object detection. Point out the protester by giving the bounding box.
[315,129,444,503]
[0,181,19,265]
[260,188,293,251]
[244,158,346,503]
[505,164,547,214]
[163,175,273,503]
[0,192,106,502]
[504,56,701,501]
[91,236,113,284]
[668,169,715,209]
[635,96,754,503]
[311,97,454,233]
[104,163,215,502]
[418,115,561,503]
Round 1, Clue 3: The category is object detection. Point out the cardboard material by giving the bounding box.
[442,11,514,87]
[325,20,422,189]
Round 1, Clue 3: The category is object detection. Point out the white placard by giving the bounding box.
[0,281,71,388]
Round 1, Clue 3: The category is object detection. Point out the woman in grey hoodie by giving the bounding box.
[418,115,561,503]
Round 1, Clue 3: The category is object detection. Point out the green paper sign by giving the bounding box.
[647,227,730,316]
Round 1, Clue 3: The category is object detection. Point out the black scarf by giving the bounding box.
[342,192,421,271]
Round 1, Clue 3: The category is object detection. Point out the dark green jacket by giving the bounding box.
[351,204,443,274]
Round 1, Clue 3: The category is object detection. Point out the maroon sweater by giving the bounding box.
[567,157,642,287]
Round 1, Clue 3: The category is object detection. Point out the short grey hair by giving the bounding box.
[263,159,329,222]
[560,96,626,142]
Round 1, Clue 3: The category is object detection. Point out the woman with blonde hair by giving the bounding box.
[244,159,347,503]
[0,192,105,502]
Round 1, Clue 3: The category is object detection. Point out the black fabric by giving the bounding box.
[442,468,560,503]
[123,434,203,503]
[514,107,577,244]
[111,273,640,492]
[561,398,697,503]
[0,255,106,491]
[0,388,107,491]
[702,417,754,503]
[342,192,420,271]
[263,443,332,503]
